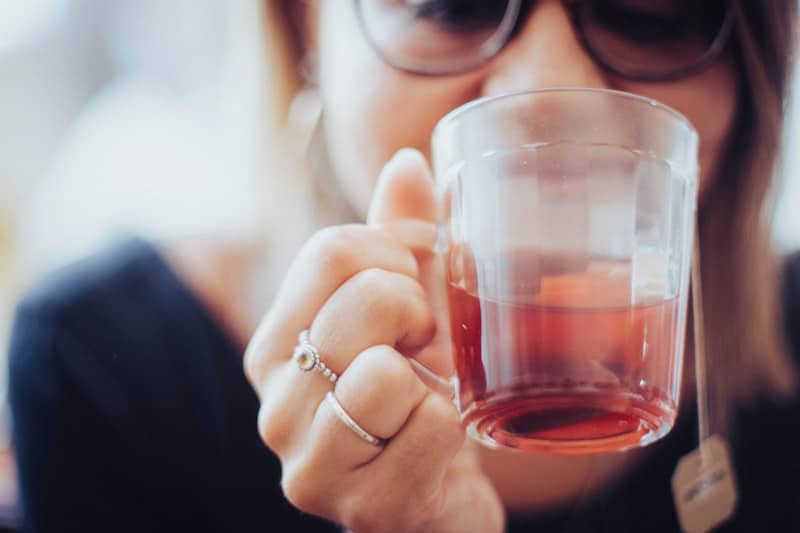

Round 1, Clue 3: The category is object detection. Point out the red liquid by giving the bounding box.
[448,261,681,454]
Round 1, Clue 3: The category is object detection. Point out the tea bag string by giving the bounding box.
[691,225,711,463]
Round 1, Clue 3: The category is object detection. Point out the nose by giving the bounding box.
[482,0,610,96]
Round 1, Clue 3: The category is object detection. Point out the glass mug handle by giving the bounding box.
[408,357,457,402]
[380,218,458,402]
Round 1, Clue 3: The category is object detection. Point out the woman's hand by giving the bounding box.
[244,149,504,533]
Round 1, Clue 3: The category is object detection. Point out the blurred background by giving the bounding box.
[0,0,267,526]
[0,0,797,528]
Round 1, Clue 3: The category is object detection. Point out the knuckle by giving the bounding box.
[341,497,394,533]
[281,462,323,515]
[394,274,426,305]
[410,490,447,530]
[360,345,417,391]
[343,510,378,533]
[308,225,362,273]
[350,267,394,296]
[421,393,463,440]
[257,402,288,455]
[242,339,264,387]
[400,295,436,345]
[350,269,425,319]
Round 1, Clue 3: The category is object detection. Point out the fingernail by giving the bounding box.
[373,150,429,201]
[387,148,428,173]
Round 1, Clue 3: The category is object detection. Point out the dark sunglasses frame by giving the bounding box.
[353,0,736,82]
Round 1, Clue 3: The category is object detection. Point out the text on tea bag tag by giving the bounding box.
[671,227,738,532]
[672,435,738,533]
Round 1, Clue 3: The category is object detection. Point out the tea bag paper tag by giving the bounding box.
[671,434,738,533]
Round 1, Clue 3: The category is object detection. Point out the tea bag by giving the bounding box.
[671,228,738,533]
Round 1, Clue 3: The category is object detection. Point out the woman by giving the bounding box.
[9,0,800,531]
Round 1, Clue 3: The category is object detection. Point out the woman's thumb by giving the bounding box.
[367,148,437,225]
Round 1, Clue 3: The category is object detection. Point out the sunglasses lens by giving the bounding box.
[574,0,730,79]
[357,0,516,75]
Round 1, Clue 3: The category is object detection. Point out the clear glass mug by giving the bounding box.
[433,88,698,454]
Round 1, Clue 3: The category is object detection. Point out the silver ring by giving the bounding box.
[293,330,338,383]
[324,391,386,447]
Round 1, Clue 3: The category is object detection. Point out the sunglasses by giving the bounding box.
[354,0,735,81]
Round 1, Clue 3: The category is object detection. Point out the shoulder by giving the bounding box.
[7,236,254,462]
[8,238,194,471]
[8,236,251,400]
[16,237,167,327]
[8,238,191,399]
[782,250,800,297]
[781,250,800,363]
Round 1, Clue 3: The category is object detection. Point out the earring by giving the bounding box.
[287,55,360,225]
[288,85,323,157]
[288,52,322,156]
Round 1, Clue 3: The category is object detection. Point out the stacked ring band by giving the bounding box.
[325,391,386,446]
[292,329,386,446]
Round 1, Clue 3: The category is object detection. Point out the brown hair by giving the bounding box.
[699,0,798,429]
[262,0,304,137]
[262,0,799,428]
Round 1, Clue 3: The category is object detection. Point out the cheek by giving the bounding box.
[318,4,480,215]
[616,60,738,200]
